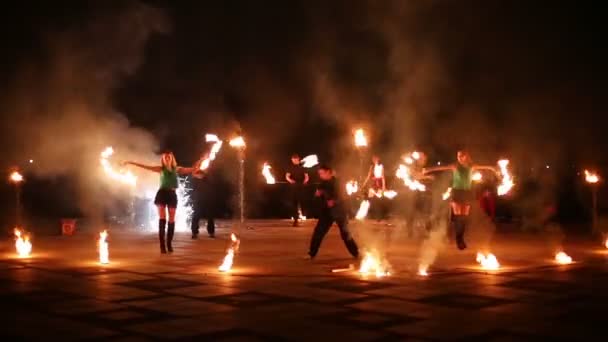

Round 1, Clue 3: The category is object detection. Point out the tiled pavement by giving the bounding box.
[1,219,607,341]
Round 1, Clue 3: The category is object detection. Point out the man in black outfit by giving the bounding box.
[190,165,217,239]
[307,164,359,259]
[285,154,309,227]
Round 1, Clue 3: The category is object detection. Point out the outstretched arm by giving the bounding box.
[177,166,197,175]
[472,165,501,177]
[124,161,161,173]
[422,165,454,174]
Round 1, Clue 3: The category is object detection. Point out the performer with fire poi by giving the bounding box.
[285,154,309,227]
[423,150,499,250]
[362,155,386,219]
[123,151,199,254]
[307,164,359,260]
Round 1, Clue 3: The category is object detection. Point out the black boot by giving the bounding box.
[455,217,467,250]
[167,222,175,253]
[159,219,167,254]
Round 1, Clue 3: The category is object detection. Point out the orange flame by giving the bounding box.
[359,252,390,278]
[584,170,599,184]
[497,159,514,196]
[418,265,429,276]
[229,136,246,148]
[14,228,32,258]
[346,180,359,196]
[396,164,426,191]
[555,251,572,264]
[100,147,137,186]
[219,233,240,272]
[383,190,398,199]
[262,163,276,184]
[355,200,370,220]
[9,171,24,183]
[354,129,367,147]
[605,238,608,249]
[476,252,500,270]
[200,136,223,170]
[472,171,483,182]
[99,230,109,264]
[301,155,319,168]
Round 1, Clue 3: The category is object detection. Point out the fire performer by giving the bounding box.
[362,155,386,195]
[190,155,219,239]
[285,154,309,227]
[124,151,198,254]
[423,151,498,250]
[307,164,359,259]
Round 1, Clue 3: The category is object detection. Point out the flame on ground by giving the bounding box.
[9,171,24,183]
[359,252,390,278]
[99,230,109,264]
[346,180,359,196]
[14,228,32,258]
[555,251,572,264]
[497,159,514,196]
[218,233,240,272]
[442,187,452,201]
[262,163,276,184]
[355,200,370,220]
[229,136,246,148]
[476,252,500,270]
[301,155,319,168]
[354,128,368,147]
[100,147,137,186]
[418,265,429,277]
[585,170,599,184]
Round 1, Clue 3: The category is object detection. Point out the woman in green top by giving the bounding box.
[124,151,199,254]
[423,151,499,250]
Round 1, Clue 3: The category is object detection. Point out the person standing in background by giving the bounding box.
[285,154,309,227]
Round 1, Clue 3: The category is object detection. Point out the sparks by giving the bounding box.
[354,129,367,147]
[145,178,193,233]
[100,147,137,186]
[262,163,276,184]
[497,159,514,196]
[301,155,319,168]
[9,171,24,183]
[14,228,32,258]
[218,233,240,272]
[346,180,359,196]
[584,170,599,184]
[98,230,109,264]
[442,187,452,201]
[355,200,370,220]
[359,252,390,278]
[229,136,246,148]
[555,251,572,264]
[476,252,500,270]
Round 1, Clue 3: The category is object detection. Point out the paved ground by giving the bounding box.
[1,219,607,341]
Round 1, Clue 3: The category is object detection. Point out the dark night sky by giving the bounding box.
[0,0,606,170]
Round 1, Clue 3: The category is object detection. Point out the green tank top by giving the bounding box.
[160,167,178,189]
[452,164,472,190]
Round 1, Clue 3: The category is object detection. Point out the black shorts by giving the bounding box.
[451,189,473,204]
[154,188,178,208]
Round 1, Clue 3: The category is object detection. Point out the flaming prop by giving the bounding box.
[442,187,452,201]
[14,228,32,258]
[346,180,359,196]
[262,163,276,184]
[555,251,572,264]
[396,155,426,191]
[354,129,367,147]
[9,171,24,183]
[497,159,514,196]
[200,134,223,171]
[218,233,240,272]
[383,190,398,199]
[472,171,483,182]
[476,252,500,270]
[585,170,599,184]
[359,252,390,278]
[301,155,319,168]
[98,230,109,264]
[355,200,370,220]
[229,136,246,148]
[100,147,137,186]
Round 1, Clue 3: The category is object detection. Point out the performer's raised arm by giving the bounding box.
[422,165,454,174]
[124,161,162,173]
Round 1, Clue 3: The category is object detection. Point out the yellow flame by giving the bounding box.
[359,252,390,278]
[605,239,608,249]
[412,151,420,160]
[354,129,367,147]
[99,230,109,264]
[229,136,246,148]
[396,164,426,191]
[205,134,220,143]
[200,140,223,171]
[301,155,319,168]
[100,147,137,186]
[355,200,370,220]
[476,252,500,270]
[418,265,429,276]
[472,171,483,182]
[442,187,452,201]
[262,163,276,184]
[497,159,514,196]
[14,228,32,258]
[585,170,599,184]
[383,190,398,199]
[555,251,572,264]
[346,180,359,196]
[9,171,24,183]
[219,233,240,272]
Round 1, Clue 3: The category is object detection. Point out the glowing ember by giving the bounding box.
[442,187,452,201]
[9,171,24,183]
[497,159,514,196]
[262,163,276,184]
[354,129,368,147]
[229,136,246,148]
[355,200,370,220]
[99,230,109,264]
[219,233,240,272]
[418,265,429,276]
[14,228,32,258]
[396,164,426,191]
[555,251,572,264]
[476,252,500,270]
[472,171,483,182]
[383,190,398,199]
[359,252,390,278]
[301,155,319,168]
[412,151,421,160]
[346,180,359,195]
[584,170,599,184]
[373,163,384,178]
[100,147,137,186]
